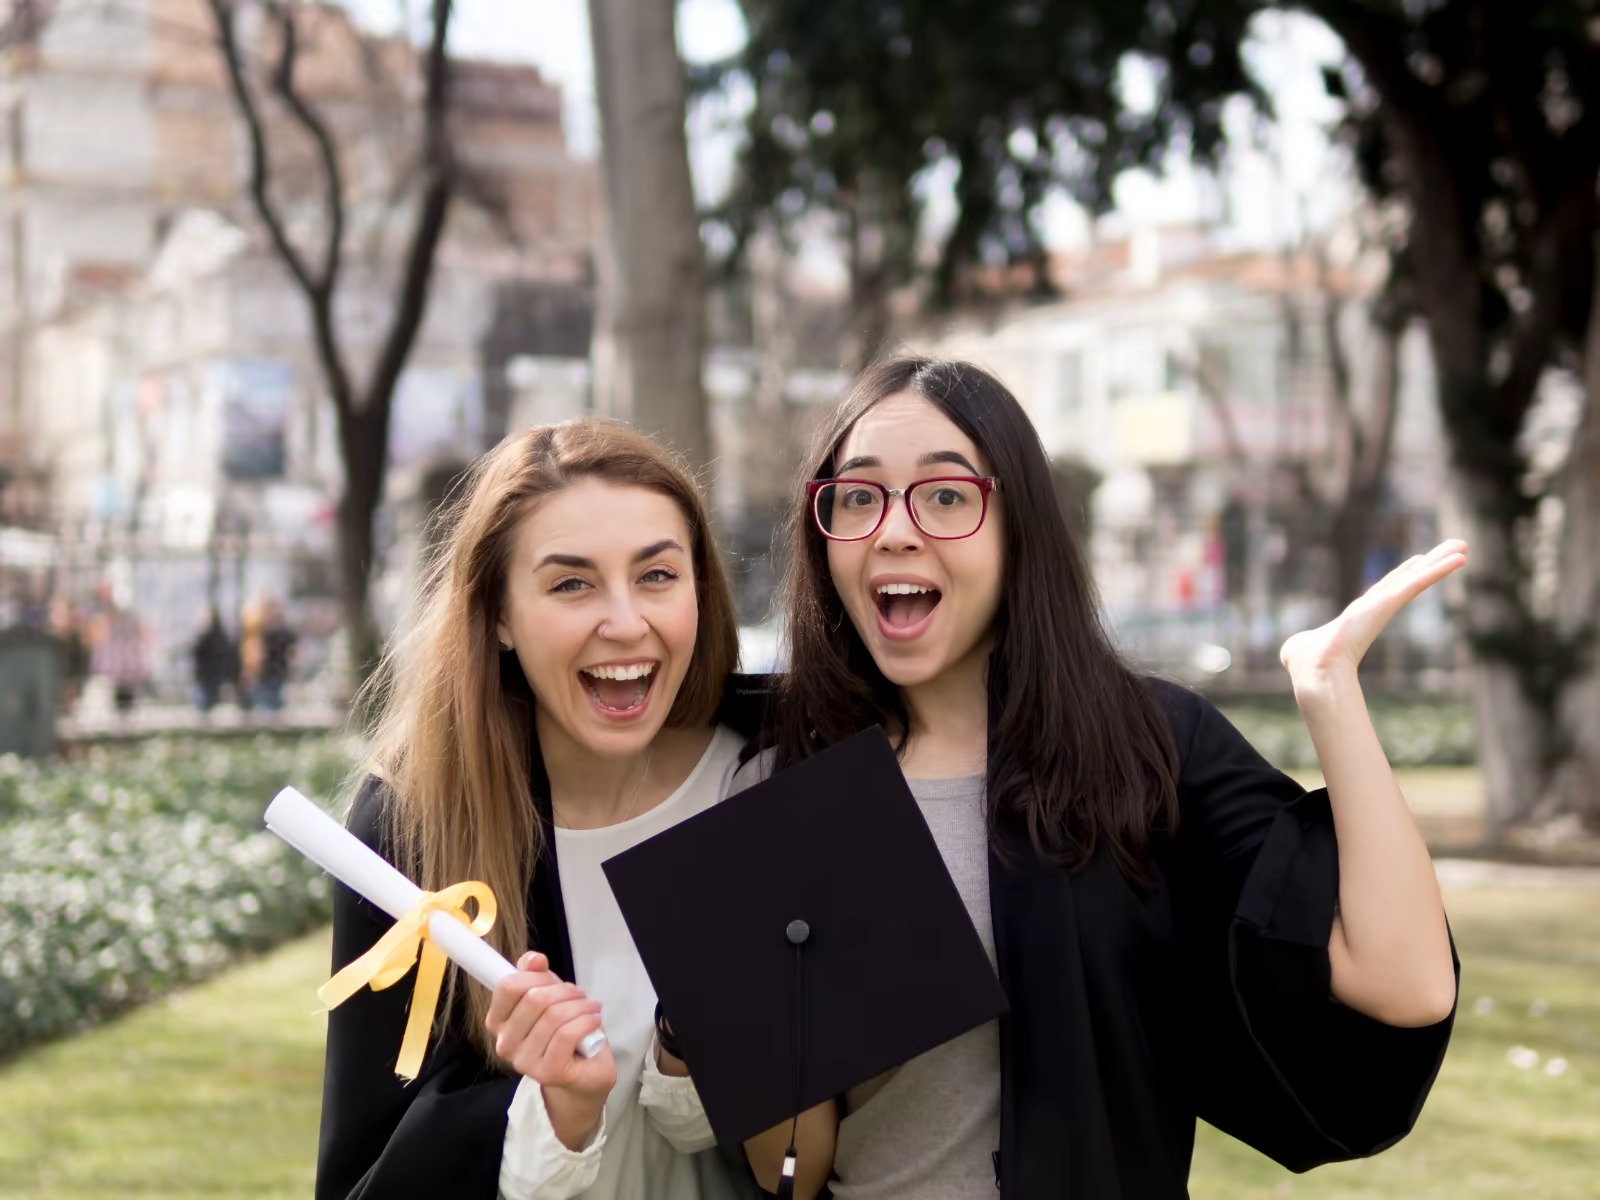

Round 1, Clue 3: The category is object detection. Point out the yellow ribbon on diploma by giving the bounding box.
[318,881,499,1083]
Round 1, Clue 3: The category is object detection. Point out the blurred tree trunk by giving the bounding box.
[1452,466,1548,828]
[207,0,457,696]
[1550,260,1600,826]
[1321,281,1404,612]
[588,0,709,469]
[1309,0,1596,827]
[843,171,912,373]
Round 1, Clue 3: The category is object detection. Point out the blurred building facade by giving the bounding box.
[927,226,1457,689]
[0,0,600,705]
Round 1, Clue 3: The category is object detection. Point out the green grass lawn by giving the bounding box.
[0,935,330,1199]
[1190,883,1600,1199]
[1,885,1595,1199]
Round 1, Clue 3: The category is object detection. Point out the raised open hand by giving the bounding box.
[1279,539,1469,692]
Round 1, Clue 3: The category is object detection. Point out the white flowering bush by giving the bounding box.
[0,734,359,1058]
[1221,697,1474,769]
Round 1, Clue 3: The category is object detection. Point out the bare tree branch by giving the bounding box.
[1311,244,1358,498]
[362,0,455,415]
[261,0,346,302]
[205,0,459,684]
[1315,249,1354,429]
[1359,319,1402,490]
[1171,345,1250,470]
[206,0,356,415]
[207,0,316,295]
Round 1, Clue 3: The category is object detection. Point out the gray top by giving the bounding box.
[729,757,1001,1200]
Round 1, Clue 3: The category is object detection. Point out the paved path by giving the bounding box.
[59,700,347,744]
[1435,857,1600,890]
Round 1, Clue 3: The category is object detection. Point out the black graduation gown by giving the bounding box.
[987,678,1457,1198]
[315,678,1454,1199]
[314,768,578,1200]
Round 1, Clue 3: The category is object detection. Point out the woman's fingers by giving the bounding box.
[486,975,530,1028]
[1285,541,1471,678]
[498,994,605,1080]
[1361,542,1469,618]
[1390,546,1468,606]
[540,1011,608,1076]
[527,995,603,1050]
[486,955,560,1027]
[484,952,615,1086]
[491,979,586,1047]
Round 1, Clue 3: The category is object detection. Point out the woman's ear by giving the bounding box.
[496,621,513,651]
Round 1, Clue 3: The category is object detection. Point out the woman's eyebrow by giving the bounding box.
[535,539,684,572]
[536,553,594,570]
[919,450,980,473]
[835,455,881,474]
[835,451,979,474]
[632,538,684,563]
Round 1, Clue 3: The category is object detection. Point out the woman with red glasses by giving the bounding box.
[737,356,1459,1200]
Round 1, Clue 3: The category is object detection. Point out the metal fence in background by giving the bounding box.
[0,494,1469,742]
[0,525,344,726]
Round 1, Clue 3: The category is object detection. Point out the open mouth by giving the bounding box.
[874,583,942,633]
[578,662,658,716]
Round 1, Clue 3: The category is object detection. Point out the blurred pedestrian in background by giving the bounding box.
[193,607,241,713]
[241,597,297,713]
[49,597,90,715]
[90,597,148,715]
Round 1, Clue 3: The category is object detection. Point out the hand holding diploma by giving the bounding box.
[488,949,619,1151]
[263,786,607,1080]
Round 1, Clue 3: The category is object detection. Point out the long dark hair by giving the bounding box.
[771,356,1179,878]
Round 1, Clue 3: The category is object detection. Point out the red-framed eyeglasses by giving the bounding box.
[806,476,1001,541]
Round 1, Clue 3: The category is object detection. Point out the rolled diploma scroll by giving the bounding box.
[265,786,607,1058]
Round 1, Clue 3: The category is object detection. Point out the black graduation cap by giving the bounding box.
[601,726,1008,1170]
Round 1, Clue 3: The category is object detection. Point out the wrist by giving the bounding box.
[655,1041,690,1078]
[541,1083,605,1151]
[1290,660,1361,709]
[654,1000,689,1076]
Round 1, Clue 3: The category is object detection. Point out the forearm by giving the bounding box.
[1295,668,1456,1027]
[744,1100,837,1200]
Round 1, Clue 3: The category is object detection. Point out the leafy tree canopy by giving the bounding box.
[704,0,1262,305]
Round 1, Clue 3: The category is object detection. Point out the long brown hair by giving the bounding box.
[771,356,1178,879]
[355,420,738,1059]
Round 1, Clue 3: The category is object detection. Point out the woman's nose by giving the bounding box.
[873,492,923,552]
[597,593,649,641]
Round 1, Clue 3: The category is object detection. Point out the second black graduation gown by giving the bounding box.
[987,679,1457,1197]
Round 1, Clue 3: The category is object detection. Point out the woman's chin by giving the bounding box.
[870,648,947,690]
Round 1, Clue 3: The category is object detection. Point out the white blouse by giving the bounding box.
[498,726,749,1200]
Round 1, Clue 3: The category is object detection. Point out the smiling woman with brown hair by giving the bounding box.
[317,420,756,1200]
